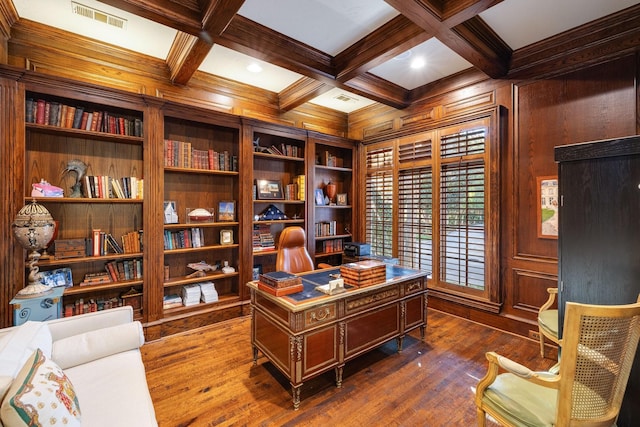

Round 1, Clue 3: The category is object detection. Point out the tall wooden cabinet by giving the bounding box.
[555,135,640,427]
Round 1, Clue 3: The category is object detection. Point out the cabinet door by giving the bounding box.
[558,153,640,327]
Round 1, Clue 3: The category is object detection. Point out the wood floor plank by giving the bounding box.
[142,309,557,426]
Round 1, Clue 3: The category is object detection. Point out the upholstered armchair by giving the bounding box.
[538,287,560,358]
[475,296,640,427]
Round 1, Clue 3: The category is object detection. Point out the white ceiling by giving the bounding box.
[12,0,640,113]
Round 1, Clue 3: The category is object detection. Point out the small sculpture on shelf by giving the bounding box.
[221,261,235,274]
[62,159,88,198]
[186,261,217,278]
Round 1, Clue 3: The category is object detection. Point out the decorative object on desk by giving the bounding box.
[340,260,387,287]
[314,188,325,205]
[256,179,283,199]
[31,179,63,198]
[315,277,346,295]
[62,159,87,198]
[258,271,303,296]
[186,261,217,278]
[325,181,337,204]
[258,204,288,220]
[218,200,236,221]
[163,201,178,224]
[537,175,559,239]
[187,207,214,223]
[221,261,235,274]
[220,229,234,245]
[40,220,59,259]
[337,193,347,206]
[12,199,56,298]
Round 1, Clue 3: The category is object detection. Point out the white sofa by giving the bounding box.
[0,306,157,427]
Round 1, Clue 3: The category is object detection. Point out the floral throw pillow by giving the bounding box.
[0,348,81,427]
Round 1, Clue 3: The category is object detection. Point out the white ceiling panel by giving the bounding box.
[13,0,176,59]
[368,38,473,90]
[199,45,304,93]
[480,0,640,50]
[237,0,399,56]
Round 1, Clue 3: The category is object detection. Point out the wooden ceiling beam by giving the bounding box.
[167,0,245,85]
[345,73,410,110]
[278,77,332,112]
[334,15,431,83]
[385,0,510,78]
[96,0,203,36]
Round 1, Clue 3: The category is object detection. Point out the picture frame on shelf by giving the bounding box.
[256,179,283,200]
[252,265,262,281]
[337,193,348,206]
[536,176,559,239]
[163,201,178,224]
[218,201,236,222]
[40,267,73,288]
[315,189,325,205]
[220,229,234,245]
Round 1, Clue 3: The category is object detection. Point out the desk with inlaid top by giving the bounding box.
[247,265,428,409]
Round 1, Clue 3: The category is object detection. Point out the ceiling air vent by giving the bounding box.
[333,94,358,103]
[71,2,127,29]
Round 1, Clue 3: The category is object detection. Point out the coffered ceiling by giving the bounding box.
[10,0,640,113]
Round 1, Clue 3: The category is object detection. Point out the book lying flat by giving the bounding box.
[257,281,303,296]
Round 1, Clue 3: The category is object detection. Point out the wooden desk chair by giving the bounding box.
[475,295,640,427]
[538,287,560,358]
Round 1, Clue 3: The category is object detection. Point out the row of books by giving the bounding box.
[164,139,238,171]
[26,98,143,137]
[79,257,143,286]
[315,220,338,237]
[83,175,143,199]
[264,143,303,158]
[252,224,275,251]
[64,297,125,317]
[163,228,205,250]
[89,229,143,256]
[321,150,343,167]
[317,238,344,254]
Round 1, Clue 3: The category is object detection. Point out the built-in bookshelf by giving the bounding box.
[162,112,241,317]
[248,121,308,274]
[308,132,355,266]
[24,90,146,318]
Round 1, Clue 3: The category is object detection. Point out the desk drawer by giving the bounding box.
[304,303,336,328]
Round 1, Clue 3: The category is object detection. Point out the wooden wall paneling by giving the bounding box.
[0,75,23,328]
[513,56,636,262]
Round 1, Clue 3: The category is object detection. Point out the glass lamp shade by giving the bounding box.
[12,200,56,298]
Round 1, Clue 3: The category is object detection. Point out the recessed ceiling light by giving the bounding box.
[410,57,426,69]
[247,63,262,73]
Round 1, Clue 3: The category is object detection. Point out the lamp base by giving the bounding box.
[14,283,53,299]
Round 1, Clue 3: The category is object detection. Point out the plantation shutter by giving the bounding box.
[365,146,393,257]
[439,129,486,289]
[398,167,432,271]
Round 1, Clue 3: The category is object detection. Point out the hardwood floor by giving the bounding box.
[141,309,558,427]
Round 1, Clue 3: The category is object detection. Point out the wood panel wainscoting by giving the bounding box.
[141,309,557,426]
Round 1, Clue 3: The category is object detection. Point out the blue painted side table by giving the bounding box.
[10,286,64,325]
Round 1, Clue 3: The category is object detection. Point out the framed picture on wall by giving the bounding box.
[537,176,559,239]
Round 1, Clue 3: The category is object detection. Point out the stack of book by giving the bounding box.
[257,271,303,296]
[163,294,182,309]
[340,260,387,287]
[252,223,275,252]
[199,281,218,303]
[182,284,201,306]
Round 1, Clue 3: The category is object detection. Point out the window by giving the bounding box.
[365,145,393,257]
[363,115,499,305]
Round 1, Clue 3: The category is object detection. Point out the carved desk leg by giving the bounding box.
[252,345,258,366]
[396,335,404,352]
[291,383,301,410]
[420,324,426,341]
[335,365,344,388]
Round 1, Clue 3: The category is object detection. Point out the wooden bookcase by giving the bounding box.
[161,109,242,320]
[307,132,356,267]
[244,120,308,275]
[23,89,146,318]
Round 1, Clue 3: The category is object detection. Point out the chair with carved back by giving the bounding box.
[475,295,640,427]
[538,287,561,358]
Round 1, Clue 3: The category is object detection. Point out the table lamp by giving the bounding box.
[12,199,56,298]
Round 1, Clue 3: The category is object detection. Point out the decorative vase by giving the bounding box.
[40,220,59,259]
[325,182,337,204]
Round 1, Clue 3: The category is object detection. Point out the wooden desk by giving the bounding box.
[247,265,428,409]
